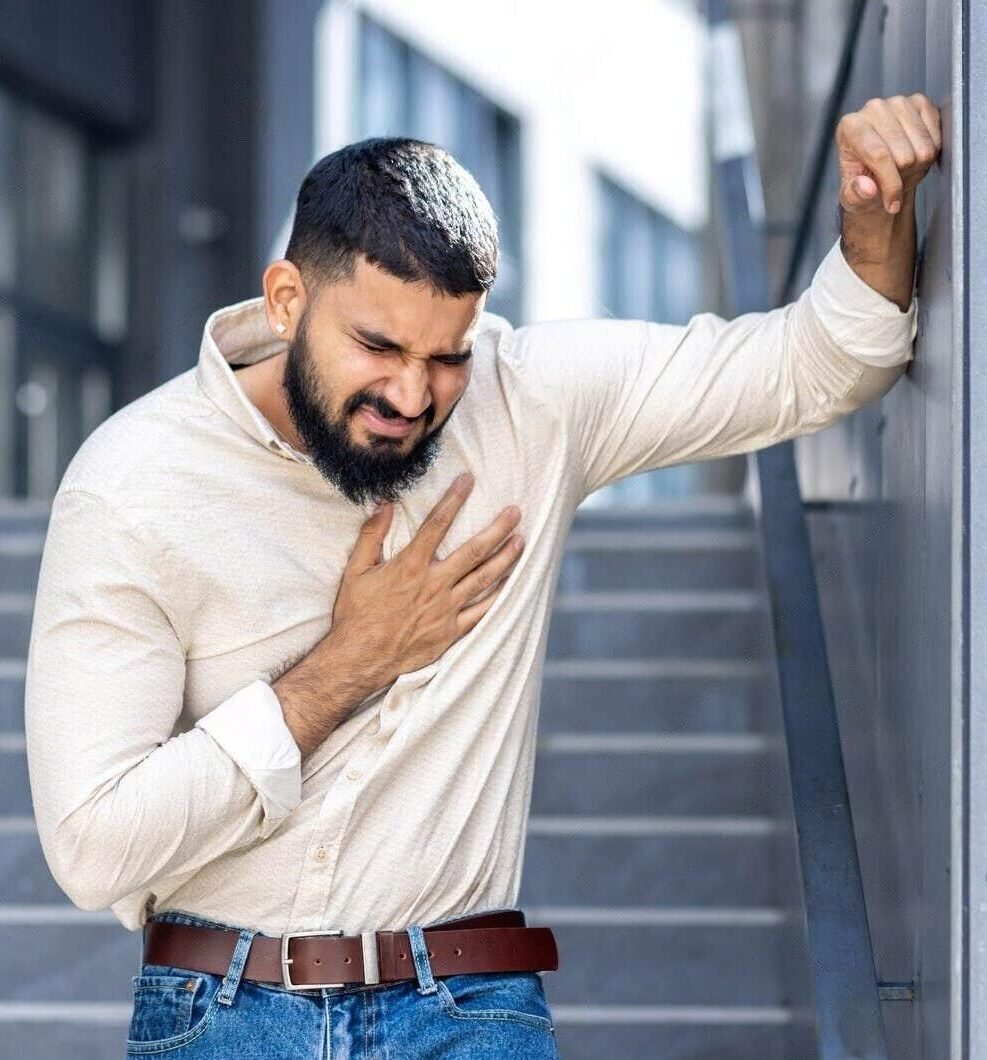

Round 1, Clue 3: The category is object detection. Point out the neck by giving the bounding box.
[236,352,310,454]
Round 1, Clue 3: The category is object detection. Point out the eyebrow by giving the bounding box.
[351,325,473,359]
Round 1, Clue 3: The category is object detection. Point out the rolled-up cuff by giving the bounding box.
[195,679,301,835]
[808,236,919,368]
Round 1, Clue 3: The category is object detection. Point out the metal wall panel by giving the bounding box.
[741,0,965,1054]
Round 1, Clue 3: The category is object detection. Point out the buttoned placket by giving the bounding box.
[283,505,415,931]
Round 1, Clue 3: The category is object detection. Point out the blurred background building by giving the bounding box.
[0,0,724,507]
[0,1,981,1058]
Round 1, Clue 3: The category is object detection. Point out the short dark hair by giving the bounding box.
[284,137,499,298]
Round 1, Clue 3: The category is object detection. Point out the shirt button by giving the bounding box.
[345,766,363,782]
[314,846,328,862]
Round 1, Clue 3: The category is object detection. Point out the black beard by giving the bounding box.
[280,313,452,506]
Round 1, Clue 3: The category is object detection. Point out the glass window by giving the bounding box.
[591,173,718,505]
[0,89,128,499]
[20,102,94,320]
[0,88,15,291]
[356,14,523,322]
[598,173,703,326]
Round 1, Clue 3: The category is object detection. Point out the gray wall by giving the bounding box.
[739,1,963,1056]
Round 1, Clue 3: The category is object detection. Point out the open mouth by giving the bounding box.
[359,405,418,438]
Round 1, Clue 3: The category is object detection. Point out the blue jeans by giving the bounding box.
[125,909,561,1058]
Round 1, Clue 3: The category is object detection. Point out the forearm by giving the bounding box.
[839,188,918,312]
[273,628,385,760]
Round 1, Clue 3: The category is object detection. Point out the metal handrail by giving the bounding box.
[705,0,889,1056]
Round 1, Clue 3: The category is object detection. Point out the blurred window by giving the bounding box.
[598,172,703,326]
[356,14,523,323]
[589,172,716,505]
[0,85,125,498]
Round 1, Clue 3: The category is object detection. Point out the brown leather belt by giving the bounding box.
[143,909,559,992]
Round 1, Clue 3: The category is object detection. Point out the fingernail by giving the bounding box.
[456,472,474,489]
[890,200,901,213]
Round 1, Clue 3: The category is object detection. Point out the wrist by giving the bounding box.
[839,187,917,266]
[318,623,390,706]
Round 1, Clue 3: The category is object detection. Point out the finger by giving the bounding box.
[888,95,939,166]
[845,115,904,213]
[406,472,474,563]
[440,505,522,583]
[842,172,880,210]
[910,92,942,151]
[456,577,509,635]
[348,502,394,573]
[857,107,909,211]
[451,533,524,607]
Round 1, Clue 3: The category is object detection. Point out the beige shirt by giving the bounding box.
[24,237,917,935]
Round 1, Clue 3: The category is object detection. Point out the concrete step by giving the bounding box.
[0,534,44,594]
[0,919,139,1003]
[0,661,25,731]
[0,1013,129,1060]
[520,827,791,908]
[571,498,754,533]
[0,596,34,659]
[541,921,796,1006]
[545,592,770,659]
[538,670,773,734]
[530,737,786,816]
[0,750,31,815]
[0,831,64,904]
[558,527,759,591]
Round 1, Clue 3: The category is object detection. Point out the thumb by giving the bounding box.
[348,501,393,572]
[842,173,879,211]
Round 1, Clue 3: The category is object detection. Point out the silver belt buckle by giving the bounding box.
[281,929,345,991]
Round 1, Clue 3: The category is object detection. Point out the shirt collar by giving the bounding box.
[194,295,311,464]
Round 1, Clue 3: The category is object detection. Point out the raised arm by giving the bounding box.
[502,93,941,503]
[24,488,302,912]
[507,233,918,501]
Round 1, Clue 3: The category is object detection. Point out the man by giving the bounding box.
[25,93,939,1059]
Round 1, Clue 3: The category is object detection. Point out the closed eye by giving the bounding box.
[359,341,471,366]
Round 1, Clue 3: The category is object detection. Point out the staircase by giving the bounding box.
[0,495,816,1059]
[520,497,817,1059]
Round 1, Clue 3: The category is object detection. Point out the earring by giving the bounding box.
[275,322,287,335]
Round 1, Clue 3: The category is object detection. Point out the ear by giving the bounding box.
[262,259,310,341]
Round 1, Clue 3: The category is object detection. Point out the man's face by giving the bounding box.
[281,254,484,507]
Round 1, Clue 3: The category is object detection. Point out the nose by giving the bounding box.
[381,361,432,421]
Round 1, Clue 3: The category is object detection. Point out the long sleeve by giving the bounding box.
[24,488,302,912]
[506,236,918,500]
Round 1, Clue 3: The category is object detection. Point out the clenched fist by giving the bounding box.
[836,93,942,216]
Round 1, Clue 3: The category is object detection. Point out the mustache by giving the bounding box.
[348,392,433,426]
